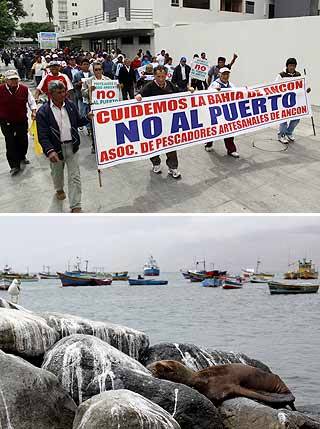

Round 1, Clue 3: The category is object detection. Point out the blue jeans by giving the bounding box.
[78,100,91,131]
[278,119,300,137]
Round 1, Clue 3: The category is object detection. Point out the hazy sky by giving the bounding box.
[1,215,320,274]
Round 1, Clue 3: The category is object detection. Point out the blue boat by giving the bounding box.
[57,272,112,287]
[143,256,160,276]
[201,278,222,287]
[129,278,168,286]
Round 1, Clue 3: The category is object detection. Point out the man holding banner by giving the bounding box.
[276,58,311,144]
[135,65,194,179]
[205,67,239,157]
[82,62,113,153]
[190,54,209,91]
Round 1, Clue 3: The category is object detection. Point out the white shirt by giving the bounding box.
[156,54,165,66]
[180,64,186,81]
[210,78,235,90]
[50,101,72,142]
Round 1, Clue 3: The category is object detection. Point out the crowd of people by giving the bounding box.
[0,45,309,212]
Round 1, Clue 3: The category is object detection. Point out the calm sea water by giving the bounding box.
[2,272,319,405]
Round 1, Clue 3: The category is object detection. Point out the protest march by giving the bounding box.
[93,78,310,168]
[0,46,313,212]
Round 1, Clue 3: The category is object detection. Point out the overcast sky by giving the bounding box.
[1,215,320,274]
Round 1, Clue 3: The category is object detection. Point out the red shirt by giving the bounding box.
[37,73,72,98]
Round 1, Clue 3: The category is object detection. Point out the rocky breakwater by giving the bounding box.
[0,298,319,429]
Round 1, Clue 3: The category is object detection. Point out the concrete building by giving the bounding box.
[58,0,276,54]
[274,0,320,17]
[20,0,103,31]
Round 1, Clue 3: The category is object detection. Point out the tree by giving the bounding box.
[6,0,27,21]
[20,22,55,42]
[0,1,16,45]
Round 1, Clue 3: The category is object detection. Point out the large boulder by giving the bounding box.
[42,334,151,404]
[40,312,149,360]
[141,343,270,372]
[220,398,320,429]
[0,350,76,429]
[73,390,181,429]
[0,298,28,311]
[0,308,58,357]
[87,366,224,429]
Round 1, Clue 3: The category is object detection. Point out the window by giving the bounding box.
[171,0,179,6]
[183,0,210,9]
[121,36,134,45]
[245,1,254,13]
[220,0,243,12]
[139,35,150,44]
[268,3,274,18]
[72,12,78,16]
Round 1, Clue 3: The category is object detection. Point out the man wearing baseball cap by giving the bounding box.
[35,61,73,101]
[0,70,37,175]
[205,67,239,158]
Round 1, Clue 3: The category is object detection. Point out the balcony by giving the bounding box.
[59,8,153,35]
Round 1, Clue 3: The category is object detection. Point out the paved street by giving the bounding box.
[1,65,319,213]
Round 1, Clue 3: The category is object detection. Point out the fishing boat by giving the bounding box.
[112,271,130,281]
[250,276,269,284]
[223,278,243,289]
[128,278,168,286]
[268,280,319,295]
[250,259,274,283]
[180,270,191,279]
[0,278,11,291]
[0,265,39,282]
[201,278,222,287]
[143,256,160,276]
[38,266,59,279]
[57,272,112,287]
[241,268,254,280]
[284,258,318,280]
[189,270,227,282]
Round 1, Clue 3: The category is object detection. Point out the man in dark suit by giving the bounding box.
[118,58,136,100]
[172,57,191,91]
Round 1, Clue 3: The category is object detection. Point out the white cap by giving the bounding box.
[219,67,231,74]
[4,70,20,80]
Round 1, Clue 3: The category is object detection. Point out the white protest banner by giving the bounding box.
[137,66,146,78]
[38,32,58,50]
[166,66,175,81]
[91,80,120,107]
[137,66,154,81]
[92,78,311,169]
[190,58,209,81]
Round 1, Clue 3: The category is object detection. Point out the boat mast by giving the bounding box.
[255,258,261,274]
[85,260,89,273]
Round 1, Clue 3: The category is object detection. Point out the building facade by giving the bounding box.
[274,0,320,17]
[20,0,103,31]
[58,0,276,54]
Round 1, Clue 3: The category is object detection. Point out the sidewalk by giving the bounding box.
[1,65,319,213]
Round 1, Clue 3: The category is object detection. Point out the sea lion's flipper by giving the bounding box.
[234,386,295,407]
[289,401,296,411]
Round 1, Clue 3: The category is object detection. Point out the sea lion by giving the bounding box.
[147,360,296,410]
